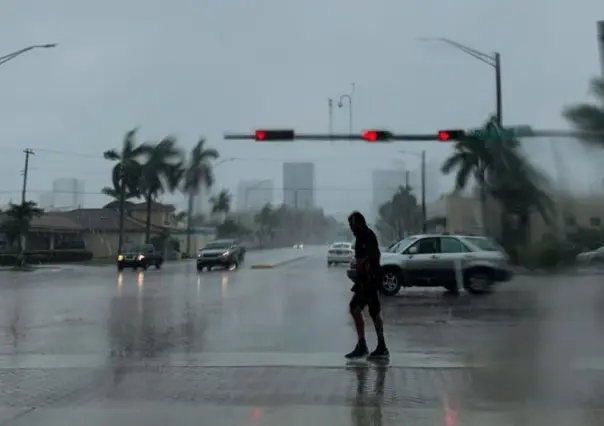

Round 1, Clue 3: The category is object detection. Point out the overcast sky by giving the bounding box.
[1,0,604,215]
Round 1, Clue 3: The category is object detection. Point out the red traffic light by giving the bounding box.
[361,130,393,142]
[437,129,465,142]
[254,129,295,141]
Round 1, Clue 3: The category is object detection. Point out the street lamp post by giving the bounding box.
[0,44,58,68]
[420,38,502,125]
[337,82,355,134]
[244,179,271,211]
[398,149,427,232]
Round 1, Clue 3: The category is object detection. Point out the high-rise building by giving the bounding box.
[371,168,407,222]
[283,162,315,210]
[52,178,85,210]
[236,179,274,211]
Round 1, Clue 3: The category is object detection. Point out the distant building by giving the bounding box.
[283,162,315,210]
[236,179,274,211]
[52,178,85,210]
[39,192,54,210]
[371,168,407,222]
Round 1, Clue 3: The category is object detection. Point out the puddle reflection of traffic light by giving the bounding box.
[349,364,388,426]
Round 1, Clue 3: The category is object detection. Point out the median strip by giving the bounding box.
[249,255,309,269]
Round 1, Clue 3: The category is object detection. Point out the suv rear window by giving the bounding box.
[463,237,502,252]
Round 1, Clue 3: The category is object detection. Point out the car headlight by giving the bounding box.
[117,255,124,261]
[137,255,145,260]
[222,251,230,257]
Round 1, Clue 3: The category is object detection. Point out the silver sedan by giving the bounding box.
[327,242,354,267]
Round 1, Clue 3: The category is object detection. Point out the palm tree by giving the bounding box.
[4,201,43,265]
[182,139,219,254]
[139,137,183,243]
[564,77,604,145]
[209,189,232,221]
[441,125,504,235]
[442,120,553,244]
[103,129,146,253]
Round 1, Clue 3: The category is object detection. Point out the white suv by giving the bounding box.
[346,234,513,296]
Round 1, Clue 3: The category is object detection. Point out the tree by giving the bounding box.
[216,218,251,239]
[174,211,187,226]
[103,129,146,253]
[139,137,183,242]
[375,186,421,243]
[442,118,553,244]
[440,119,506,234]
[4,201,43,265]
[254,203,278,246]
[209,189,232,220]
[182,139,219,255]
[563,77,604,146]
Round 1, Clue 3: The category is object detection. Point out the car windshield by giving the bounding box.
[123,246,142,252]
[386,237,417,253]
[203,241,232,249]
[463,236,503,252]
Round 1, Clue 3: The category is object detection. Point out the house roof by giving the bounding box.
[131,201,175,212]
[61,208,167,232]
[30,214,84,230]
[0,212,84,231]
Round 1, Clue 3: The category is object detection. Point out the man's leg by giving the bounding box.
[367,291,389,358]
[345,292,369,359]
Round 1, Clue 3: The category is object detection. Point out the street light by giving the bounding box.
[398,149,427,232]
[0,44,58,68]
[337,82,355,135]
[420,37,502,125]
[244,179,271,211]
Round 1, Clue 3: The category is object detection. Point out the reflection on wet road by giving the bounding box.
[2,247,604,424]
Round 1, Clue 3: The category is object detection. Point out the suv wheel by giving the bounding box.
[463,270,493,295]
[380,267,402,296]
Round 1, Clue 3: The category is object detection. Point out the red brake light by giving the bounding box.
[255,130,266,141]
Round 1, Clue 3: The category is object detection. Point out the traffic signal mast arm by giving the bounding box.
[224,129,604,142]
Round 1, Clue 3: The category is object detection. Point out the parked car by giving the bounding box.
[117,243,164,271]
[576,245,604,265]
[346,234,513,296]
[327,241,354,267]
[197,239,245,271]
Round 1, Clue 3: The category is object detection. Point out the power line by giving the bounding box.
[0,186,408,196]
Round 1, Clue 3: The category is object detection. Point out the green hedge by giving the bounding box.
[0,250,94,266]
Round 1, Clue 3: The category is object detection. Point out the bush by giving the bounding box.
[0,250,94,266]
[518,236,579,270]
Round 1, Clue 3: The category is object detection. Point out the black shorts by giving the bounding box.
[349,286,381,317]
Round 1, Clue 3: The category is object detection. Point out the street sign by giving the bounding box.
[466,124,535,140]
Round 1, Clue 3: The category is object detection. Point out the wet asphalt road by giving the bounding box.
[2,246,604,424]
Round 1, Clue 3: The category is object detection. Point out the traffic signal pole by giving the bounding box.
[421,150,427,233]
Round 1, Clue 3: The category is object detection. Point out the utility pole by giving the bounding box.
[494,52,503,125]
[294,190,299,209]
[421,150,427,232]
[328,98,333,141]
[21,149,34,204]
[404,171,410,189]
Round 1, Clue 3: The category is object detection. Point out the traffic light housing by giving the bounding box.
[361,130,393,142]
[254,129,295,141]
[437,130,465,141]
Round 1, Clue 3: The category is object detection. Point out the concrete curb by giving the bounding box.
[249,255,309,269]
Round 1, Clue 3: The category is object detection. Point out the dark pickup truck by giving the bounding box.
[117,243,164,271]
